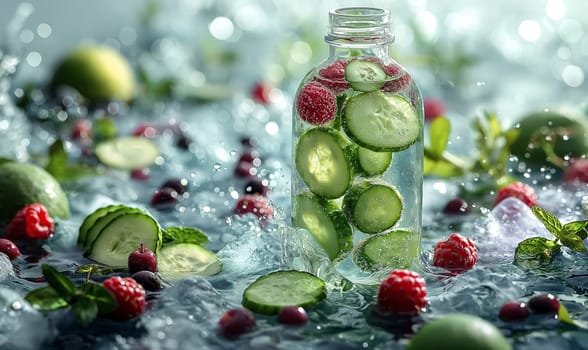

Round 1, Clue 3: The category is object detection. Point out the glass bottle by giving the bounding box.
[290,7,423,284]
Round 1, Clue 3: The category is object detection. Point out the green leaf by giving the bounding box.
[531,206,563,239]
[81,282,118,314]
[70,296,99,327]
[514,237,560,269]
[46,139,68,180]
[41,265,77,298]
[559,233,588,253]
[24,287,69,311]
[563,220,588,236]
[162,226,209,246]
[558,303,576,326]
[428,116,450,158]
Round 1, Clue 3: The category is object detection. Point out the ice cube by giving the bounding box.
[0,254,14,282]
[0,287,50,349]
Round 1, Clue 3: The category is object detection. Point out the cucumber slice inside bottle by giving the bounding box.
[295,127,353,199]
[357,146,393,176]
[352,229,420,272]
[342,181,403,234]
[78,204,125,247]
[242,270,326,315]
[95,136,159,170]
[344,60,386,92]
[88,211,162,267]
[292,192,353,262]
[343,91,420,152]
[158,243,222,281]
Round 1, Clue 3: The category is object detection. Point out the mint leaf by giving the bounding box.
[162,226,209,246]
[428,116,450,159]
[563,220,588,239]
[559,233,588,253]
[70,296,99,327]
[514,237,560,268]
[81,282,117,315]
[42,264,77,298]
[531,206,563,239]
[24,287,68,311]
[46,139,68,180]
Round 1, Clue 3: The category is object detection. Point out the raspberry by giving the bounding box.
[382,64,411,93]
[423,97,446,121]
[494,181,537,207]
[235,195,273,220]
[5,203,55,240]
[296,81,337,125]
[315,60,349,95]
[562,158,588,183]
[433,233,478,273]
[376,269,427,316]
[102,276,146,320]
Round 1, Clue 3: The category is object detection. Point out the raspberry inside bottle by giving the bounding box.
[291,7,424,284]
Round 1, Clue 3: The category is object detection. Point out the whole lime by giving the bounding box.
[509,110,588,167]
[0,162,70,223]
[50,44,135,102]
[407,313,512,350]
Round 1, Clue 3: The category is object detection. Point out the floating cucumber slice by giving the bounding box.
[342,181,403,234]
[78,204,125,247]
[343,92,420,152]
[352,229,420,272]
[95,136,159,170]
[83,206,144,251]
[357,146,393,176]
[242,270,326,315]
[292,192,353,262]
[344,60,387,92]
[87,210,161,267]
[295,127,353,199]
[157,243,222,281]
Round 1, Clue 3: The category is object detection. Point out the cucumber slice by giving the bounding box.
[358,146,393,176]
[342,181,403,234]
[344,60,386,92]
[343,92,420,152]
[158,243,222,281]
[84,206,143,251]
[352,229,420,272]
[77,204,125,247]
[87,211,162,267]
[295,128,353,199]
[95,136,159,170]
[242,270,326,315]
[292,192,353,261]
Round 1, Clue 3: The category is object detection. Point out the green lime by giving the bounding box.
[407,314,512,350]
[50,44,135,102]
[0,162,70,223]
[509,110,588,167]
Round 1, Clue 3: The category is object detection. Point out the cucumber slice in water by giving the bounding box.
[292,192,353,261]
[158,243,222,281]
[352,229,420,272]
[88,211,161,267]
[358,146,393,176]
[84,206,143,251]
[242,270,326,315]
[344,60,387,92]
[95,136,159,170]
[342,181,403,234]
[295,127,353,199]
[343,92,420,152]
[78,204,125,247]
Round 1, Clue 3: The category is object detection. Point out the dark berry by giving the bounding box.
[0,238,21,260]
[499,301,530,322]
[128,243,158,274]
[70,119,92,141]
[235,195,273,220]
[176,133,192,150]
[527,293,560,315]
[150,188,178,209]
[442,198,470,215]
[130,168,150,181]
[160,178,189,195]
[218,308,256,338]
[240,137,257,148]
[235,161,257,178]
[239,151,261,164]
[244,178,268,196]
[133,123,159,138]
[131,270,164,292]
[277,306,308,326]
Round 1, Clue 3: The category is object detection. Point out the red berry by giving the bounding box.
[218,308,256,338]
[102,276,146,320]
[296,81,337,125]
[423,97,446,121]
[527,293,560,315]
[433,233,478,273]
[494,182,537,207]
[315,60,349,95]
[376,269,427,316]
[150,188,178,209]
[160,178,189,195]
[562,158,588,183]
[5,203,55,240]
[382,64,411,93]
[442,198,470,215]
[133,123,159,138]
[499,301,530,322]
[70,119,92,141]
[251,81,272,105]
[244,178,268,196]
[0,238,21,260]
[128,243,158,274]
[130,168,150,181]
[235,195,273,220]
[277,306,308,326]
[234,161,257,178]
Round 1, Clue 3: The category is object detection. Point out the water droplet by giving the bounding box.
[11,301,22,311]
[213,163,222,172]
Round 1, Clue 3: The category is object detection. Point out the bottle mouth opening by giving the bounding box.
[326,7,394,46]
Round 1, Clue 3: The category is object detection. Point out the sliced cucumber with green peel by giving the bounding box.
[242,270,326,315]
[95,136,159,170]
[343,91,420,152]
[87,211,161,267]
[344,60,386,92]
[158,243,222,281]
[295,127,354,199]
[352,229,420,272]
[84,206,144,251]
[292,192,353,261]
[358,146,393,176]
[78,204,125,247]
[343,181,403,234]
